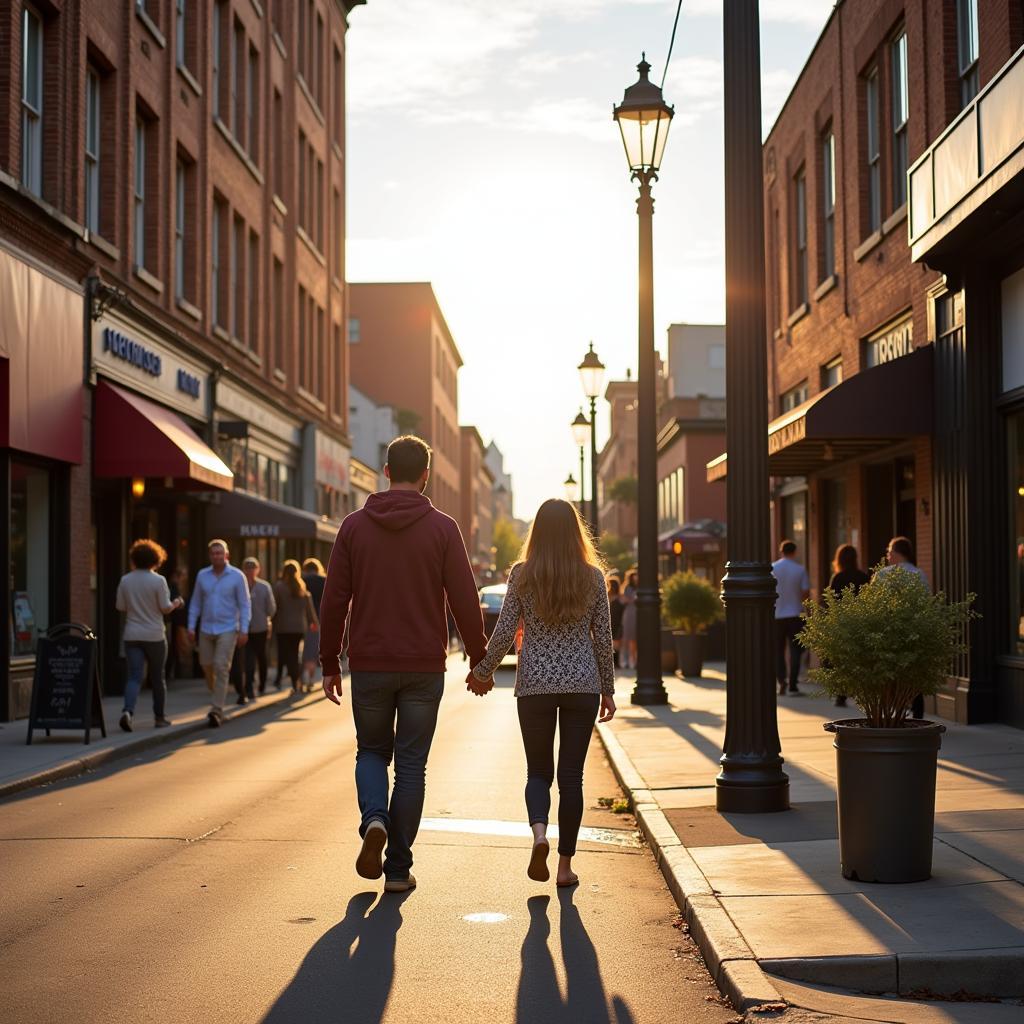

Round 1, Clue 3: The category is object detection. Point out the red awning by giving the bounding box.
[94,380,233,490]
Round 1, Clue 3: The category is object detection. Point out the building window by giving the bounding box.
[891,30,909,210]
[10,459,54,655]
[349,317,360,343]
[709,344,725,370]
[176,0,187,68]
[333,44,343,144]
[332,187,342,274]
[317,305,326,398]
[272,88,283,197]
[175,161,186,299]
[85,68,101,234]
[231,214,245,339]
[1010,412,1024,653]
[298,285,308,389]
[821,129,836,281]
[297,130,307,230]
[212,2,223,118]
[247,45,259,158]
[273,257,284,372]
[956,0,979,108]
[248,229,259,352]
[21,6,44,196]
[865,67,881,234]
[134,117,146,268]
[231,19,245,140]
[315,12,324,106]
[793,167,808,308]
[334,321,344,416]
[821,356,843,389]
[212,194,228,328]
[780,380,809,413]
[315,157,324,250]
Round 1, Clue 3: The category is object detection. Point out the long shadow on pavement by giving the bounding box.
[262,890,410,1024]
[516,892,635,1024]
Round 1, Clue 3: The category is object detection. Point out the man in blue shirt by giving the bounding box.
[188,538,251,726]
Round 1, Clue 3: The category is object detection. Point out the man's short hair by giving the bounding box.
[780,540,798,556]
[208,538,229,553]
[387,435,431,483]
[889,536,914,561]
[242,556,260,570]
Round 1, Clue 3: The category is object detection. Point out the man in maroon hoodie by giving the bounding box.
[320,435,489,893]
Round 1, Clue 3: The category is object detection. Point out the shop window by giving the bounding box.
[780,491,807,566]
[891,30,909,210]
[1011,413,1024,654]
[21,5,44,196]
[956,0,979,109]
[10,461,53,655]
[1001,267,1024,394]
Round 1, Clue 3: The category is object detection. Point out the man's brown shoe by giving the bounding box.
[356,820,387,879]
[383,874,416,893]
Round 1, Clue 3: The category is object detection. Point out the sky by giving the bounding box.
[345,0,836,522]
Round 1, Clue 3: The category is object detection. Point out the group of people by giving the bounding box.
[772,534,929,711]
[605,571,638,669]
[115,540,331,731]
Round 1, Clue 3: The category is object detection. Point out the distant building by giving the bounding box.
[459,426,494,570]
[349,457,379,511]
[596,375,638,547]
[349,283,463,519]
[485,440,514,523]
[349,385,398,491]
[666,324,726,400]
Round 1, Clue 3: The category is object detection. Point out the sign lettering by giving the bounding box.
[866,317,913,368]
[240,524,280,537]
[103,327,162,376]
[177,368,202,398]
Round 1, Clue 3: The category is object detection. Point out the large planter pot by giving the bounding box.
[660,628,678,673]
[673,631,704,678]
[825,719,946,883]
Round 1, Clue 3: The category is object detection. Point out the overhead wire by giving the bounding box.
[660,0,685,88]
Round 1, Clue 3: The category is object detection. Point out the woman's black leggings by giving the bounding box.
[517,692,600,856]
[276,633,303,686]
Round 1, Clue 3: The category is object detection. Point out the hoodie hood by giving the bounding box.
[363,489,435,532]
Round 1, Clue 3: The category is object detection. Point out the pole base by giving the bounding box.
[715,774,790,813]
[631,677,668,705]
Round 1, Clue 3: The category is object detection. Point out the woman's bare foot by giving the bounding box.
[556,855,578,887]
[528,823,550,881]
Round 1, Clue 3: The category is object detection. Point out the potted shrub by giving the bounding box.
[798,566,976,883]
[660,621,678,673]
[662,572,724,678]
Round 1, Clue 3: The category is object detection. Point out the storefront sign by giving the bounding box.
[769,416,807,455]
[239,523,280,537]
[92,314,210,419]
[865,315,914,368]
[314,430,350,492]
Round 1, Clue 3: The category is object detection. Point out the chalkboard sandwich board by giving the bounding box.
[26,623,107,745]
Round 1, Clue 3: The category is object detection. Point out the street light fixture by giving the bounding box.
[571,409,591,524]
[614,54,672,707]
[717,1,789,812]
[564,473,579,503]
[578,342,606,536]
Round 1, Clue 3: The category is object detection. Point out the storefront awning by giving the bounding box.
[659,520,726,554]
[205,490,340,546]
[94,380,233,490]
[707,345,934,482]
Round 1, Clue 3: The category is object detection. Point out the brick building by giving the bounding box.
[458,425,494,574]
[707,1,1024,725]
[348,282,463,519]
[0,0,363,719]
[596,374,638,549]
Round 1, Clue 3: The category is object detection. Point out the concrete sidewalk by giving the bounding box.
[598,665,1024,1016]
[0,673,321,799]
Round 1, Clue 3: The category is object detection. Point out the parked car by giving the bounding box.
[479,583,516,662]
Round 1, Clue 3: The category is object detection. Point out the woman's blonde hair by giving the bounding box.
[516,499,605,625]
[302,557,325,576]
[280,559,307,598]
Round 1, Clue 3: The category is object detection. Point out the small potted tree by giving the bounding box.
[798,566,976,883]
[662,572,724,678]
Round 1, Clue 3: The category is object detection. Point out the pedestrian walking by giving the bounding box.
[468,498,616,888]
[187,539,251,727]
[826,544,871,708]
[115,539,183,732]
[243,556,277,698]
[620,570,638,669]
[875,536,929,718]
[301,557,327,691]
[273,560,318,694]
[165,566,191,682]
[607,575,624,668]
[772,540,810,695]
[319,435,488,894]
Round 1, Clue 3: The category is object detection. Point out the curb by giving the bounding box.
[0,688,324,801]
[597,720,786,1013]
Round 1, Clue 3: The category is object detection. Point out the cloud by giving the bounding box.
[682,0,834,27]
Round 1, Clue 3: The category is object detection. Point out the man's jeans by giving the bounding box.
[199,631,238,711]
[351,671,444,880]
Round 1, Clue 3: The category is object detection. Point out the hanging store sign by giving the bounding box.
[865,315,913,368]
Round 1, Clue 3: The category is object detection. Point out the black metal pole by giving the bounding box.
[589,395,600,537]
[717,0,789,811]
[632,172,667,706]
[579,445,586,522]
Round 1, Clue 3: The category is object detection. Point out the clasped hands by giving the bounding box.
[466,665,493,697]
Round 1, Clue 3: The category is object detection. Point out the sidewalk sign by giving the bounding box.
[26,623,107,745]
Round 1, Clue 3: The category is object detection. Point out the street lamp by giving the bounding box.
[578,342,606,535]
[717,1,789,812]
[571,409,591,524]
[564,473,579,503]
[614,54,672,706]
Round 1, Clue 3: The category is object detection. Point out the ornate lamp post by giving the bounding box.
[578,343,606,535]
[717,0,789,812]
[571,409,591,525]
[614,55,672,706]
[564,473,579,503]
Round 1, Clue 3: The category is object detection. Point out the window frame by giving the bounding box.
[793,166,808,308]
[821,356,843,389]
[780,380,809,414]
[956,0,980,108]
[85,67,101,234]
[865,66,882,234]
[891,29,909,211]
[175,160,186,299]
[821,128,836,281]
[21,5,44,196]
[133,117,146,269]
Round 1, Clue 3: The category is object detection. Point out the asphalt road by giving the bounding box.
[0,659,738,1024]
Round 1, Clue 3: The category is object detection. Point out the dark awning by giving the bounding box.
[94,380,233,490]
[206,490,340,546]
[707,345,934,482]
[659,520,726,554]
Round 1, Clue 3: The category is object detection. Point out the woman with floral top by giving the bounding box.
[468,498,616,887]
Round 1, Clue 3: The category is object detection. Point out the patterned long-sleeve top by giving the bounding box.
[472,564,615,697]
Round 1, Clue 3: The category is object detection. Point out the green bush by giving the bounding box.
[797,564,977,727]
[661,572,723,635]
